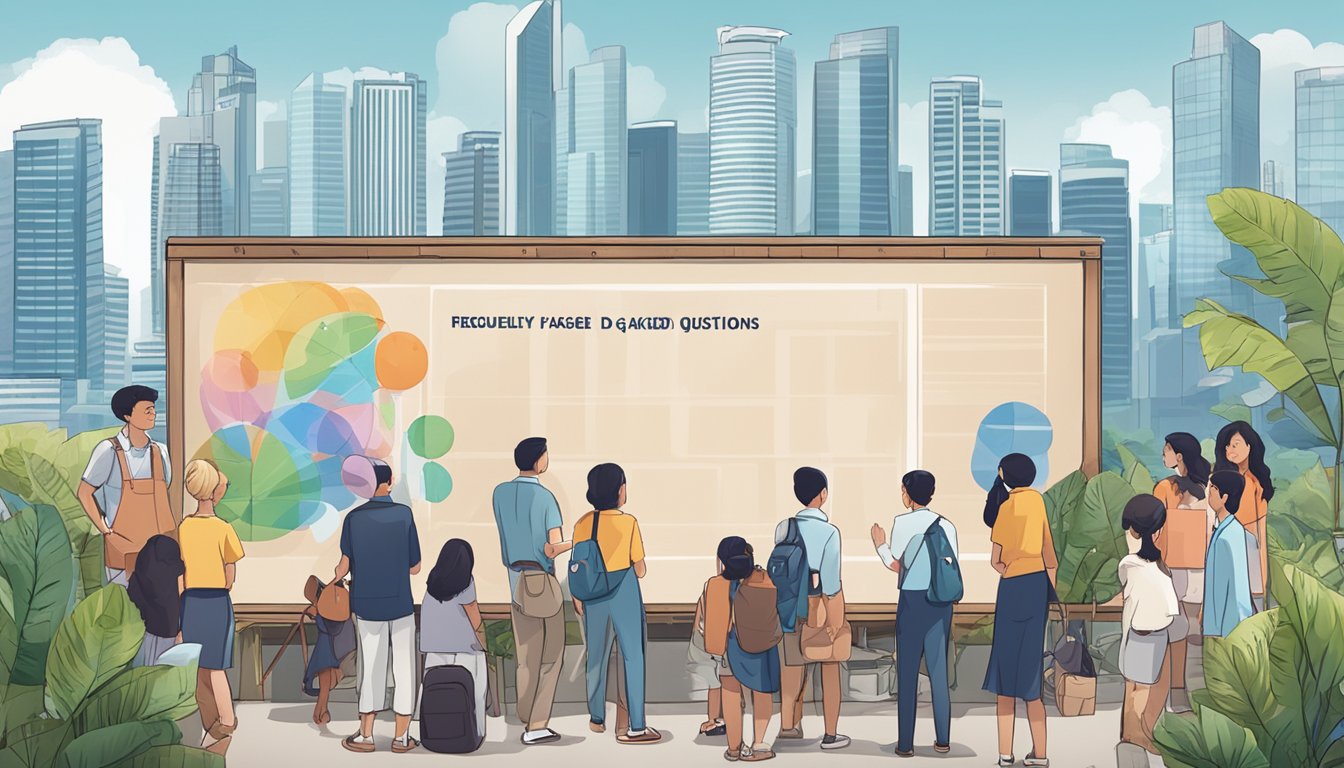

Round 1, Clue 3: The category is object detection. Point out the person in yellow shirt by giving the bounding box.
[179,459,245,756]
[571,463,662,745]
[1214,421,1272,610]
[982,453,1058,768]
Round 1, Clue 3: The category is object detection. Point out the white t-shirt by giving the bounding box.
[81,430,172,527]
[1118,554,1179,633]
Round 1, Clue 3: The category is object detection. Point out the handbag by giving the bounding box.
[1046,607,1096,717]
[515,571,563,619]
[800,591,852,663]
[304,576,351,623]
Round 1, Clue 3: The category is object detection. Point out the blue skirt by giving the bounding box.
[303,615,357,695]
[181,588,235,670]
[726,629,781,694]
[982,571,1054,701]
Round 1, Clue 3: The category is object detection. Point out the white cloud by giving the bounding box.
[0,38,176,338]
[1064,89,1172,204]
[425,113,470,236]
[1251,29,1344,196]
[899,101,929,235]
[627,64,666,123]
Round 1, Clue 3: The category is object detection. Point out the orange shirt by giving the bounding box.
[1154,477,1212,570]
[991,488,1055,578]
[1238,470,1269,595]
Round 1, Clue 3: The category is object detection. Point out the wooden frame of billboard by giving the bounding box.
[166,236,1104,624]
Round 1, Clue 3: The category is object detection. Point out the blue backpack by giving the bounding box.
[767,518,811,633]
[569,511,617,602]
[904,518,964,606]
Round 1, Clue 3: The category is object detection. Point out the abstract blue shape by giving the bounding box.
[971,402,1054,491]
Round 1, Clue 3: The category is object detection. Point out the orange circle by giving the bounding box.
[375,332,428,391]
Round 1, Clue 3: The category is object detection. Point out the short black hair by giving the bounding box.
[793,467,828,506]
[111,385,158,422]
[514,437,548,472]
[371,459,393,488]
[586,463,626,510]
[902,470,936,506]
[1209,470,1245,514]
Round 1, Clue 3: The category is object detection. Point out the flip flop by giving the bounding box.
[617,727,663,745]
[724,748,741,762]
[742,746,775,762]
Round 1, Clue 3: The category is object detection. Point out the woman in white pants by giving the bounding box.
[420,539,489,740]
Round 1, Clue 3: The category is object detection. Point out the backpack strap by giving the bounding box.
[899,517,944,591]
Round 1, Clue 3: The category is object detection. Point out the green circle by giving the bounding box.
[408,415,455,459]
[424,463,453,503]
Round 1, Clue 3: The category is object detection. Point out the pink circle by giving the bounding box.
[341,455,379,500]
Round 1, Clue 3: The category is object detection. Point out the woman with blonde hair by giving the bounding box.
[180,459,245,755]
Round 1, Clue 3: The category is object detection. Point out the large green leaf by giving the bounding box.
[1154,706,1271,768]
[24,453,103,600]
[0,575,15,683]
[1116,443,1155,496]
[1055,472,1132,603]
[1270,461,1335,532]
[1185,298,1337,445]
[113,745,224,768]
[54,428,121,498]
[1207,188,1344,326]
[56,720,179,768]
[74,662,199,736]
[0,505,74,685]
[1268,565,1344,764]
[1211,401,1254,426]
[45,586,144,721]
[0,717,73,768]
[1200,612,1303,767]
[1042,469,1086,551]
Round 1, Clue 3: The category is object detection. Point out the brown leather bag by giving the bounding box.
[701,577,732,657]
[733,568,783,653]
[304,575,351,622]
[800,590,852,663]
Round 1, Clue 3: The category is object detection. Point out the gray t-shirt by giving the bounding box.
[420,578,481,654]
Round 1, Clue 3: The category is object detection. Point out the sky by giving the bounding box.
[2,0,1343,336]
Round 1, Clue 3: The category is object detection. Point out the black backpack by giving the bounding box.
[420,665,480,753]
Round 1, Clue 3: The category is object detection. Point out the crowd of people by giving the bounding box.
[75,385,1273,763]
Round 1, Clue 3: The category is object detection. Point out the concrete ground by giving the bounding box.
[217,699,1166,766]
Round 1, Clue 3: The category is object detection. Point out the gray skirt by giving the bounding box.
[1119,628,1168,685]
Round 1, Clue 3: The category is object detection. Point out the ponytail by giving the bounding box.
[983,476,1009,528]
[984,453,1037,528]
[1122,494,1168,570]
[1137,531,1162,564]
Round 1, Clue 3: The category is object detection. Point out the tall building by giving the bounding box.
[709,26,796,235]
[1060,143,1131,405]
[162,143,224,246]
[564,46,627,236]
[289,73,347,236]
[442,131,501,236]
[677,132,710,235]
[1296,67,1344,235]
[504,0,561,236]
[1261,159,1287,198]
[929,76,1005,235]
[349,74,427,236]
[249,168,289,236]
[149,113,220,335]
[1008,170,1052,236]
[130,336,167,440]
[0,378,63,426]
[554,84,570,235]
[187,46,256,236]
[812,27,900,236]
[628,121,677,236]
[1173,21,1262,389]
[1139,202,1173,238]
[12,119,106,388]
[262,118,287,170]
[103,266,129,389]
[0,150,13,372]
[897,164,913,235]
[1139,230,1174,332]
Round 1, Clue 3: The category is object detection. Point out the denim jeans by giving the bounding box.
[896,589,952,751]
[582,567,647,731]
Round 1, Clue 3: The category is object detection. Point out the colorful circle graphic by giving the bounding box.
[423,462,453,503]
[375,332,428,391]
[408,415,455,459]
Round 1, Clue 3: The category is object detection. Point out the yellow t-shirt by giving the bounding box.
[991,488,1053,579]
[179,515,245,589]
[572,509,645,573]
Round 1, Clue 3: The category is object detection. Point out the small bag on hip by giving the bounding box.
[800,591,852,663]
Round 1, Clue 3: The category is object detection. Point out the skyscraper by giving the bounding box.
[1296,66,1344,235]
[349,73,427,236]
[262,118,287,171]
[12,119,106,388]
[1008,170,1052,236]
[0,150,13,372]
[187,46,256,236]
[897,164,913,235]
[1139,202,1173,238]
[709,26,796,235]
[677,132,710,235]
[628,121,677,236]
[1060,143,1132,405]
[1139,230,1173,332]
[150,113,219,335]
[249,168,289,236]
[103,266,129,389]
[1261,159,1287,198]
[554,84,570,235]
[505,0,561,236]
[565,46,627,236]
[929,76,1005,235]
[812,27,899,236]
[442,131,501,236]
[162,143,224,246]
[289,73,347,237]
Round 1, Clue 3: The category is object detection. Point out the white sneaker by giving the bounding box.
[820,734,851,750]
[1023,754,1049,767]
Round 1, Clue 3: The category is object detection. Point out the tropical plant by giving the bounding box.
[1186,188,1344,531]
[1044,467,1139,605]
[1154,565,1344,767]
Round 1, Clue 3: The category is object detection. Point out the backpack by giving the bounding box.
[903,518,964,606]
[420,665,480,754]
[733,568,783,653]
[568,511,617,602]
[767,518,811,633]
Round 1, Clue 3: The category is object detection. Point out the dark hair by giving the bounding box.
[716,536,755,581]
[366,458,393,488]
[1122,494,1168,567]
[793,467,828,506]
[586,463,626,510]
[1164,432,1210,499]
[426,538,474,602]
[1214,421,1274,501]
[111,385,158,422]
[1209,470,1246,515]
[983,453,1037,528]
[901,470,936,506]
[514,437,548,472]
[127,535,185,637]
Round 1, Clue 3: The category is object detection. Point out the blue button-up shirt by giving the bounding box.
[339,495,421,622]
[492,476,563,591]
[1204,513,1254,638]
[775,507,842,597]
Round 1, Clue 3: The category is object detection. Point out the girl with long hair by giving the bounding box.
[1214,421,1273,607]
[419,538,488,744]
[1117,494,1179,754]
[127,534,185,667]
[708,536,780,762]
[1153,432,1212,711]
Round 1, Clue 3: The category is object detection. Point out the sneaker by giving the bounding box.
[776,727,804,740]
[342,734,376,753]
[895,746,915,757]
[997,757,1016,767]
[1023,754,1049,767]
[820,734,851,751]
[522,728,561,745]
[934,742,951,754]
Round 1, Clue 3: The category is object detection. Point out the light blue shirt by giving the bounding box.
[775,508,842,597]
[492,476,563,591]
[882,507,959,592]
[1204,513,1254,638]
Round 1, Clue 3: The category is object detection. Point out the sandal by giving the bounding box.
[724,748,741,762]
[742,745,776,762]
[617,727,664,745]
[701,719,727,737]
[208,719,238,740]
[391,736,420,754]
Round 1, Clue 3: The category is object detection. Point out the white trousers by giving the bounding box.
[356,614,417,715]
[423,651,488,739]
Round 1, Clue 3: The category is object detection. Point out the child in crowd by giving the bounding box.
[1117,495,1179,754]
